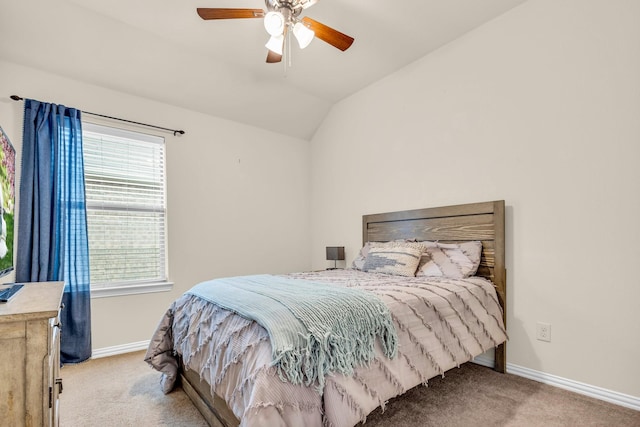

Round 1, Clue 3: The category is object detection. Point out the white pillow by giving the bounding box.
[351,239,417,270]
[416,241,483,279]
[362,242,425,277]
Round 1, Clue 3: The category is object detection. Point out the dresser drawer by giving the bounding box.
[0,282,64,427]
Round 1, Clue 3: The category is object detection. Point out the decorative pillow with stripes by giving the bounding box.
[416,241,483,279]
[351,242,373,271]
[362,242,425,277]
[351,239,417,271]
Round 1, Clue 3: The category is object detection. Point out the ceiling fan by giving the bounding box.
[197,0,355,63]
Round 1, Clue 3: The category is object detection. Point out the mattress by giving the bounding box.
[145,269,507,427]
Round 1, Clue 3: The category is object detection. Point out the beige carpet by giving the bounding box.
[60,351,207,427]
[60,350,640,426]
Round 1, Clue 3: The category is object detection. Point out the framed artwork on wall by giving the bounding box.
[0,126,16,278]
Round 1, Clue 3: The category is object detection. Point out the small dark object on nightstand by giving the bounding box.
[326,246,345,270]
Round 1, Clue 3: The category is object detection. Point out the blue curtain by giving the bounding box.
[17,99,91,364]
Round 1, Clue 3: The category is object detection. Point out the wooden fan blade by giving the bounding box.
[301,16,354,51]
[197,8,265,20]
[266,50,282,63]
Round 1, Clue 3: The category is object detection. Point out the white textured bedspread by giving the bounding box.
[145,269,507,427]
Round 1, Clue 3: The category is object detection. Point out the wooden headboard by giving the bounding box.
[362,200,506,372]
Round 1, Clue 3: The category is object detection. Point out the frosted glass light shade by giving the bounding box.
[265,34,284,55]
[293,22,314,49]
[264,11,285,36]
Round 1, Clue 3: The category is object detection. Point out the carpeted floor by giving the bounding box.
[60,350,640,426]
[60,351,207,427]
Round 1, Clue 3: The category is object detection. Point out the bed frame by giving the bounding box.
[180,200,507,426]
[362,200,506,373]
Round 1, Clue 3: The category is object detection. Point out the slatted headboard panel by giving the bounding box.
[362,200,506,372]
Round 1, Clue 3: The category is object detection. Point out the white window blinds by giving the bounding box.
[82,123,167,291]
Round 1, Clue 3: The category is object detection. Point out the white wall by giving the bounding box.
[310,0,640,398]
[3,0,638,403]
[0,59,311,350]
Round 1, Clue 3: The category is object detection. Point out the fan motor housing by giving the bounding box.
[265,0,303,17]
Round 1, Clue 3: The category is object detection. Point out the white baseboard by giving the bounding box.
[91,343,639,412]
[91,340,150,359]
[473,355,640,411]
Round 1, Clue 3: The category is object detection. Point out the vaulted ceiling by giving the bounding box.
[1,0,527,139]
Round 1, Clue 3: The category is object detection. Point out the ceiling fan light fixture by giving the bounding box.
[264,11,285,36]
[265,34,284,55]
[293,22,314,49]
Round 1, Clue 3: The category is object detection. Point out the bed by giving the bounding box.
[145,200,507,427]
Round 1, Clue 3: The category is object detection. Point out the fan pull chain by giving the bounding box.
[282,26,292,76]
[282,54,286,75]
[283,32,288,75]
[287,30,293,68]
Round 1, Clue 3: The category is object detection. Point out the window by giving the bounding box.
[82,123,171,297]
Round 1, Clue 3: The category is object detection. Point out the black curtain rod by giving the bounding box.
[10,95,185,136]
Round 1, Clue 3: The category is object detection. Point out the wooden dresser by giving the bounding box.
[0,281,64,427]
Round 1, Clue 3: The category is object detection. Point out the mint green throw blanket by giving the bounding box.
[187,274,397,390]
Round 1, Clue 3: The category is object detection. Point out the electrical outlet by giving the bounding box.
[536,322,551,342]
